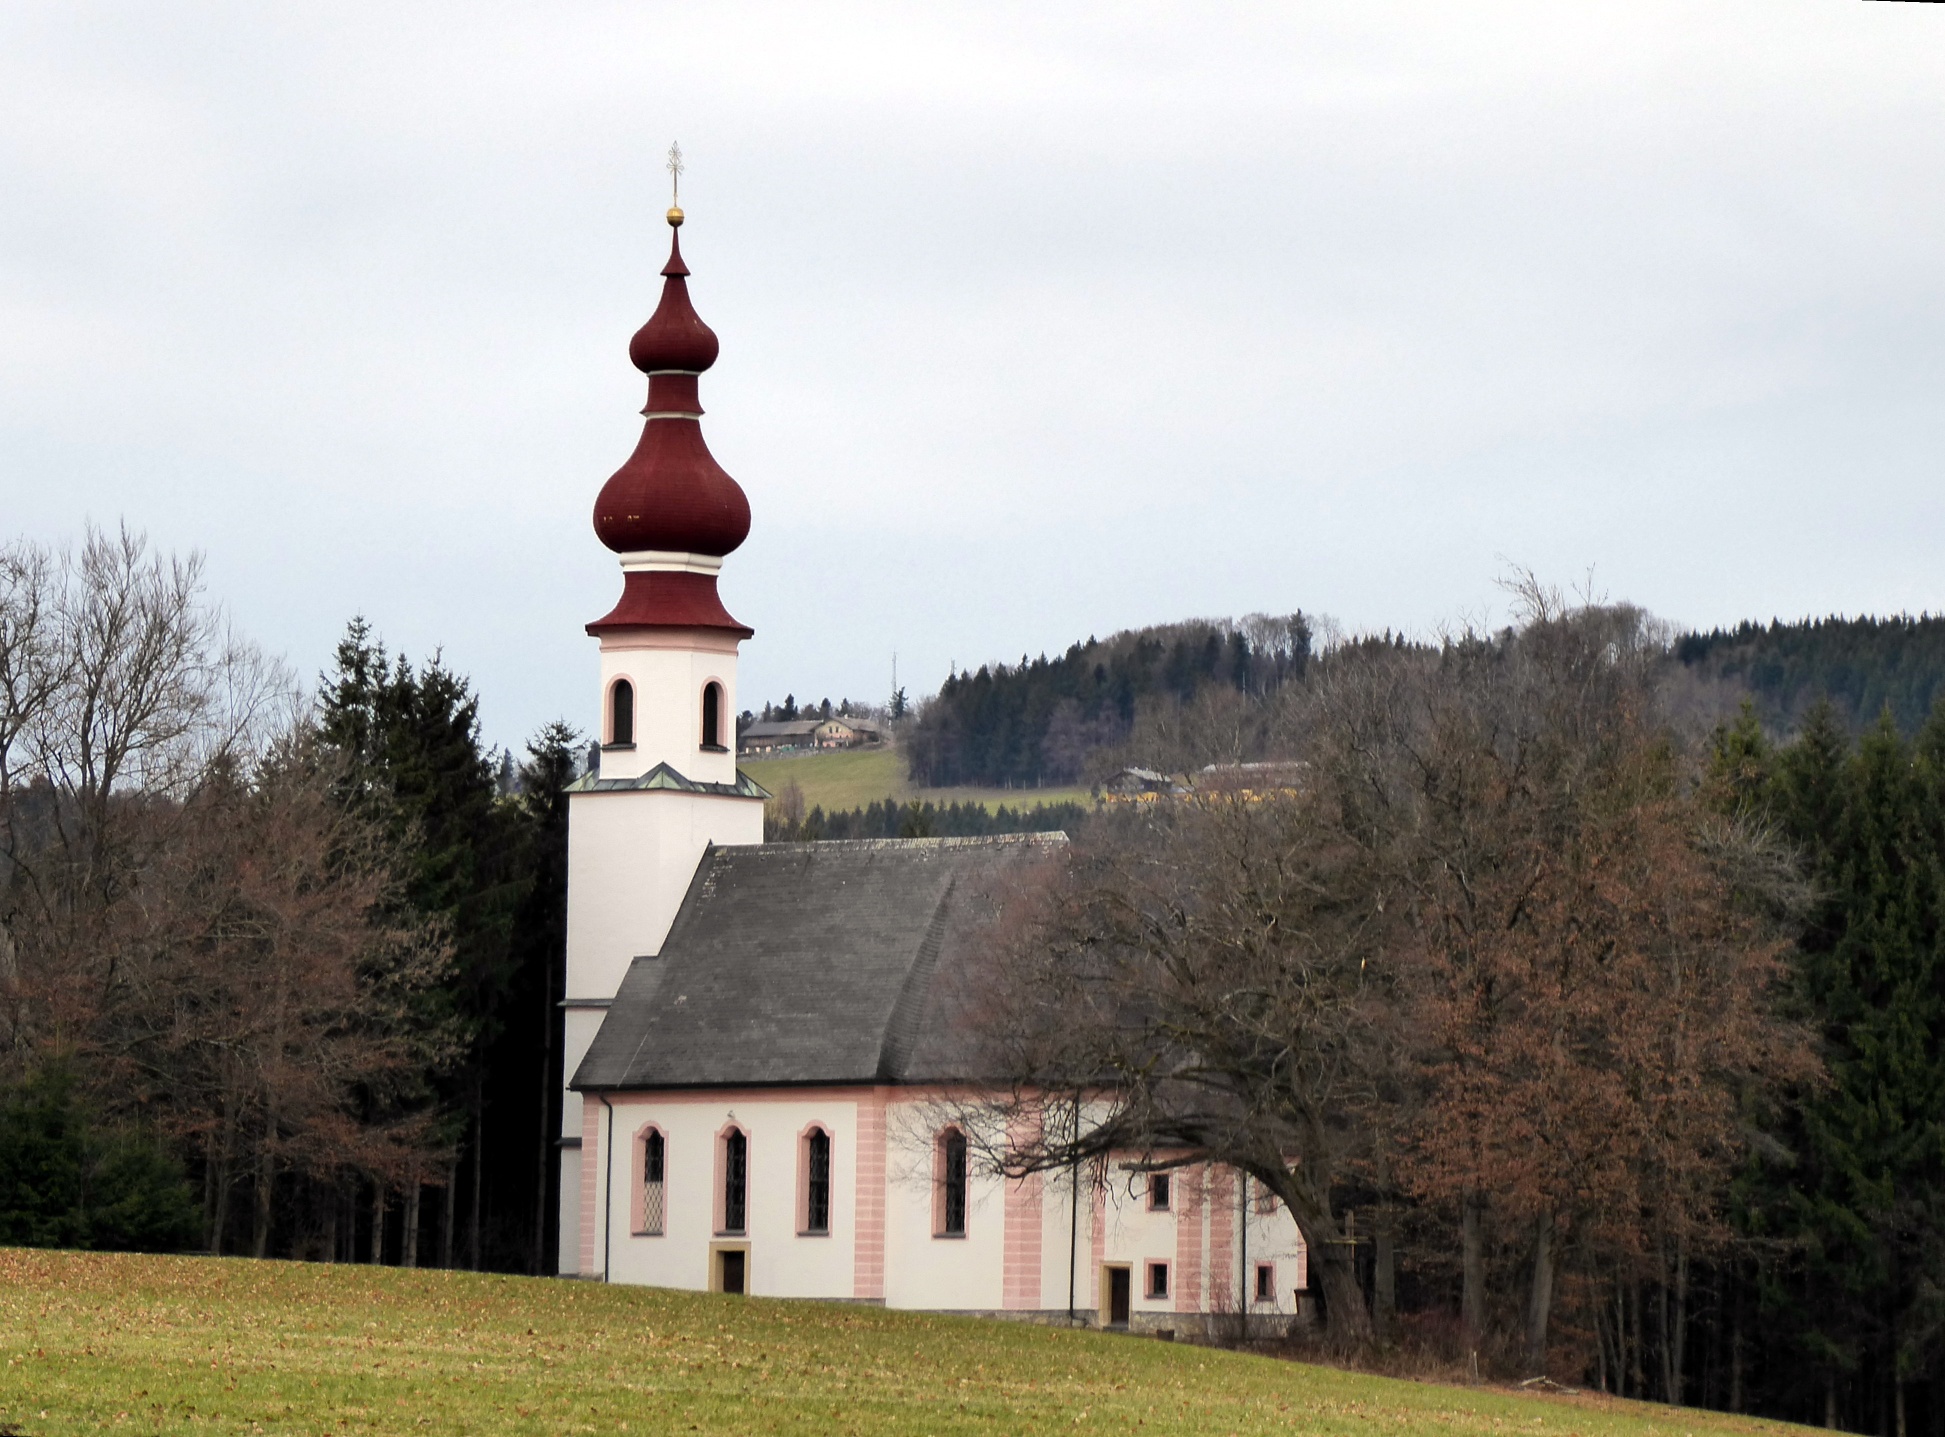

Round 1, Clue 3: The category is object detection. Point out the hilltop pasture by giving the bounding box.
[740,745,1093,814]
[0,1249,1813,1437]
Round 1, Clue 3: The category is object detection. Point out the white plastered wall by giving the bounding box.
[563,788,762,1004]
[597,1092,862,1295]
[882,1096,1007,1312]
[597,628,740,786]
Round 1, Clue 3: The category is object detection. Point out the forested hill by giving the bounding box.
[911,611,1945,791]
[905,615,1312,788]
[1675,614,1945,735]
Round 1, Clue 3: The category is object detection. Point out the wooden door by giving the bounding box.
[1107,1266,1130,1327]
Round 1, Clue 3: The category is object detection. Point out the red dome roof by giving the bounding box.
[592,416,750,556]
[626,231,719,373]
[592,224,751,561]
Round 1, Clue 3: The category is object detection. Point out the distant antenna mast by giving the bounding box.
[665,141,685,225]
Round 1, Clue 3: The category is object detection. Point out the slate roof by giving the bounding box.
[571,833,1065,1091]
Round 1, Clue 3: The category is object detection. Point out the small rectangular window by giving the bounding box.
[1255,1262,1275,1303]
[1146,1261,1170,1300]
[1148,1173,1171,1211]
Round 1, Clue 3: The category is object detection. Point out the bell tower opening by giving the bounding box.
[608,678,635,747]
[701,681,725,751]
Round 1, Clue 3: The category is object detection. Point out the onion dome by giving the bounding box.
[626,230,720,373]
[588,213,753,638]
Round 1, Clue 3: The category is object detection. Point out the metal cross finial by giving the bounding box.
[666,141,684,205]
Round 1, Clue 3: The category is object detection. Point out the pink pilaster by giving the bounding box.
[853,1089,886,1300]
[1003,1171,1044,1309]
[1174,1165,1205,1313]
[1206,1166,1236,1313]
[1089,1160,1106,1314]
[578,1101,603,1278]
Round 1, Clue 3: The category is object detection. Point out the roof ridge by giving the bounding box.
[718,832,1068,853]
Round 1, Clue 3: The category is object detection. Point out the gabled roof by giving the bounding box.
[739,719,823,738]
[571,833,1065,1091]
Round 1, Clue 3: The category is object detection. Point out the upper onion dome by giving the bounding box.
[592,217,751,560]
[626,228,720,373]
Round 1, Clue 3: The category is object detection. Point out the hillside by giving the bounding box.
[0,1248,1817,1437]
[905,615,1314,789]
[1674,614,1945,735]
[741,745,1093,813]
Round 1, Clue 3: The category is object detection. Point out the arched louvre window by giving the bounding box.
[642,1130,665,1234]
[937,1129,968,1237]
[804,1128,831,1234]
[701,682,724,750]
[610,679,635,747]
[722,1128,747,1234]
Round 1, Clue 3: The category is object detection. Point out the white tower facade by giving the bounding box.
[557,210,764,1275]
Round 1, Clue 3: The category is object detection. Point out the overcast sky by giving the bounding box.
[4,2,1943,751]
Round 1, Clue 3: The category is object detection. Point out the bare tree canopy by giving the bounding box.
[961,587,1813,1358]
[0,527,454,1256]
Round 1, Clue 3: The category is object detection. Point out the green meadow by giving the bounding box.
[0,1249,1811,1437]
[739,745,1094,815]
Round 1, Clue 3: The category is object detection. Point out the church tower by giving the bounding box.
[558,200,765,1274]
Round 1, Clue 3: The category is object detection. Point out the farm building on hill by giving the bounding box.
[738,714,882,754]
[555,206,1306,1332]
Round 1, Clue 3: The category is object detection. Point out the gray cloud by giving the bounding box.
[4,0,1943,748]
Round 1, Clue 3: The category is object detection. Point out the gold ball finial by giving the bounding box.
[667,205,684,227]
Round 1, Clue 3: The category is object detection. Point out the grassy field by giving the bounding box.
[0,1249,1812,1437]
[740,746,1095,815]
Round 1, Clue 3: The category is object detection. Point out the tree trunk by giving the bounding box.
[1313,1238,1374,1347]
[402,1166,422,1268]
[369,1178,386,1265]
[1461,1193,1487,1355]
[251,1100,277,1260]
[1730,1282,1745,1414]
[441,1157,458,1269]
[534,928,558,1277]
[209,1102,238,1256]
[1525,1210,1555,1376]
[1372,1211,1396,1342]
[1826,1372,1839,1429]
[322,1182,338,1264]
[1629,1282,1646,1398]
[1669,1240,1690,1406]
[468,1085,484,1270]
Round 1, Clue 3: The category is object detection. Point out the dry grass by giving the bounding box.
[0,1249,1816,1437]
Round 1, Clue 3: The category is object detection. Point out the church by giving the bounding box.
[554,199,1307,1334]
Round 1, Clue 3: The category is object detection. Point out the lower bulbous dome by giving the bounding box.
[592,417,751,556]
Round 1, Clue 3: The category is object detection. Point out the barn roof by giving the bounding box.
[570,833,1064,1092]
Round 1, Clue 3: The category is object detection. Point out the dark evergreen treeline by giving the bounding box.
[766,795,1089,843]
[906,615,1312,788]
[1676,615,1945,736]
[315,621,579,1274]
[1692,703,1945,1433]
